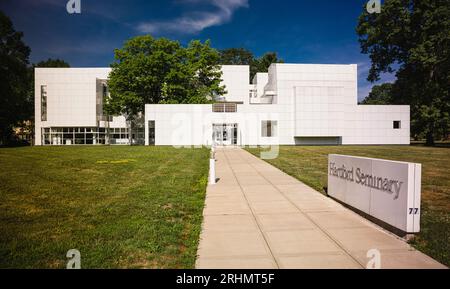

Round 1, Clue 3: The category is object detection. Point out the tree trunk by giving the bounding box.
[425,131,435,146]
[106,117,111,145]
[129,120,133,146]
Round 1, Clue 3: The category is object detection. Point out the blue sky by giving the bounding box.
[1,0,394,101]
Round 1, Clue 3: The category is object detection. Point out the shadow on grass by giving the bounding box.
[411,141,450,148]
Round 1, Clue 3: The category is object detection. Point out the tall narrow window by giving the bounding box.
[102,83,108,99]
[41,85,47,121]
[148,121,155,145]
[262,121,278,137]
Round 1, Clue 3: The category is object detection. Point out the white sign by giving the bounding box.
[328,155,421,233]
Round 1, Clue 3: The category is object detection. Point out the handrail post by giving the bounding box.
[209,145,216,185]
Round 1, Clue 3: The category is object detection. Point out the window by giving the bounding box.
[393,121,401,129]
[40,127,130,145]
[41,85,47,121]
[102,83,108,99]
[262,121,278,137]
[213,103,237,113]
[148,121,155,145]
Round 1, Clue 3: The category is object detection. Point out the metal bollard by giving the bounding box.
[211,145,216,158]
[209,159,216,185]
[209,146,216,185]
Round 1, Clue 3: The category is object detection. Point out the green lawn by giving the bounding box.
[246,146,450,267]
[0,146,209,269]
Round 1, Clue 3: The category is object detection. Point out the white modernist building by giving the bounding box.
[35,64,410,146]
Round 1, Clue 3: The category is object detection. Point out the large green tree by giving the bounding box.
[106,36,225,119]
[220,47,259,79]
[220,48,254,66]
[361,83,394,105]
[34,58,70,68]
[164,40,226,104]
[220,48,284,80]
[0,11,31,145]
[252,52,284,79]
[357,0,450,145]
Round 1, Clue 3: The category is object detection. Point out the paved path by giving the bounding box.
[196,147,445,269]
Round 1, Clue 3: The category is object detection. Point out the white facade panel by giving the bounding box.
[35,68,111,145]
[220,65,250,104]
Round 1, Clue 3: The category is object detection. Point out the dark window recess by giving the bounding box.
[261,121,278,137]
[41,85,47,121]
[393,121,401,129]
[148,121,156,145]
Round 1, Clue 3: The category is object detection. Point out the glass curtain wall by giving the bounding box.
[41,127,132,145]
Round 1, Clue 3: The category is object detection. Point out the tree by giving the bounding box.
[361,83,394,105]
[220,47,259,80]
[357,0,450,145]
[34,58,70,68]
[106,36,225,143]
[219,48,254,66]
[219,49,284,80]
[163,40,226,104]
[0,11,31,145]
[253,52,284,76]
[107,36,182,118]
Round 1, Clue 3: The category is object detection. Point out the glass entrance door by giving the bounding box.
[213,124,238,146]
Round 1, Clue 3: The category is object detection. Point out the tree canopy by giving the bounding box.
[0,11,31,145]
[252,52,284,78]
[106,36,225,119]
[357,0,450,145]
[220,48,254,66]
[34,58,70,68]
[219,48,284,80]
[361,83,394,105]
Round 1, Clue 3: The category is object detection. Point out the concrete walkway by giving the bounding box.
[196,147,446,269]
